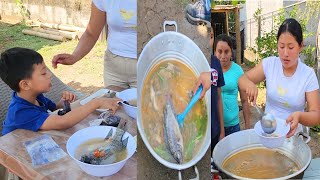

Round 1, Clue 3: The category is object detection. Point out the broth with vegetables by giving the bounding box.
[222,147,299,179]
[141,60,207,163]
[75,138,127,165]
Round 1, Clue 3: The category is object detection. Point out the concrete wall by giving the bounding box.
[240,0,284,48]
[0,0,91,27]
[240,0,319,49]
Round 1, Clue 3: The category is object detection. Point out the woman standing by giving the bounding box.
[214,34,250,136]
[239,18,320,137]
[52,0,137,89]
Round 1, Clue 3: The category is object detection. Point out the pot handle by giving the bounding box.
[297,131,311,144]
[163,21,178,32]
[189,166,199,180]
[177,166,199,180]
[178,170,182,180]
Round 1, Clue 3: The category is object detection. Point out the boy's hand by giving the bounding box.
[61,91,76,102]
[193,72,211,99]
[98,98,122,114]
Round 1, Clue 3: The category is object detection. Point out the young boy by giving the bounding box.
[0,47,121,135]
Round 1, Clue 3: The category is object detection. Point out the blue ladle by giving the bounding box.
[177,85,203,128]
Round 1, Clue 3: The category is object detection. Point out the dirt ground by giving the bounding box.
[137,0,211,179]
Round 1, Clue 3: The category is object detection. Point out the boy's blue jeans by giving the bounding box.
[224,123,241,137]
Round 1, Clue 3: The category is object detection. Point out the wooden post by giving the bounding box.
[32,28,78,40]
[317,21,320,84]
[40,23,85,32]
[235,6,241,64]
[22,29,66,41]
[225,11,229,35]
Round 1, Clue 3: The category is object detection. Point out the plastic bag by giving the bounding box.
[23,134,67,167]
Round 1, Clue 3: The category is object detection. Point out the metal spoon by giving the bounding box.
[254,104,277,134]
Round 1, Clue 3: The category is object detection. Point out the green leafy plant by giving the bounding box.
[311,125,320,132]
[250,1,320,88]
[253,1,320,63]
[15,0,30,22]
[212,0,246,7]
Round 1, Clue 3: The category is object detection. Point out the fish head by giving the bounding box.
[174,148,183,164]
[173,142,183,164]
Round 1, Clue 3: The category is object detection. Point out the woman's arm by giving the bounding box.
[217,87,225,139]
[71,3,107,61]
[52,3,107,67]
[238,61,266,104]
[301,90,320,126]
[286,90,320,137]
[239,89,251,129]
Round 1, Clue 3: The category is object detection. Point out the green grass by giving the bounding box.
[0,22,60,52]
[0,21,106,94]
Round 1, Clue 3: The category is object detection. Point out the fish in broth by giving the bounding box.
[141,60,207,163]
[77,123,129,165]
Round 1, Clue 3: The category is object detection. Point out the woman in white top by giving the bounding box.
[239,18,320,137]
[52,0,137,89]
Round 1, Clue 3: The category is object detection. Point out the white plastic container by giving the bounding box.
[254,117,290,149]
[66,126,136,177]
[117,88,137,119]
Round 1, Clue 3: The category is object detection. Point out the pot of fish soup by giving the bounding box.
[137,21,211,172]
[212,129,312,179]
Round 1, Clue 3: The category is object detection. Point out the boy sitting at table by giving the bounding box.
[0,47,121,135]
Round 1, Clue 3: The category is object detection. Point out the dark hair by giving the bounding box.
[214,34,233,53]
[277,18,303,46]
[0,47,43,92]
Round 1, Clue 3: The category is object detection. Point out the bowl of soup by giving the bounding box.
[254,117,290,148]
[117,88,137,119]
[212,129,311,179]
[66,126,137,177]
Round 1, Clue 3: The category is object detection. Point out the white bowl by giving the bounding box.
[254,117,290,149]
[66,126,136,177]
[117,88,137,119]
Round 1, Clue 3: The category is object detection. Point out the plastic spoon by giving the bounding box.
[177,85,203,128]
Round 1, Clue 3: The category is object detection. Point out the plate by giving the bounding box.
[80,89,118,112]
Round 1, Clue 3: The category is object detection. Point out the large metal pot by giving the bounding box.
[137,21,211,171]
[213,129,312,179]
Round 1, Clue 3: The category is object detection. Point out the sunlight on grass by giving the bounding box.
[0,23,59,52]
[0,21,106,94]
[39,40,106,94]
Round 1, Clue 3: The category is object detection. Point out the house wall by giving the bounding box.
[240,0,319,63]
[240,0,284,48]
[0,0,91,27]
